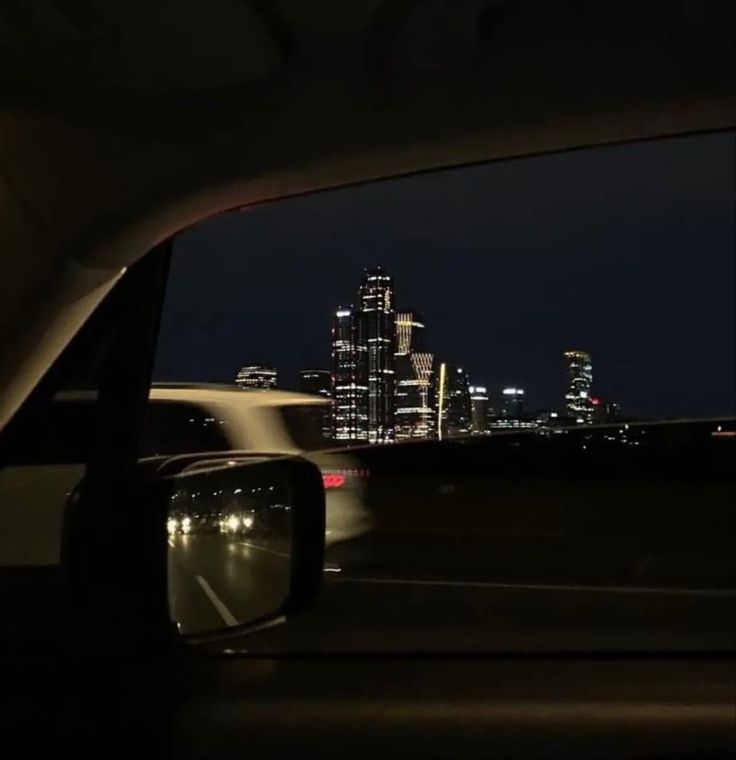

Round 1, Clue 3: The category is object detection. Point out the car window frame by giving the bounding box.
[0,242,173,653]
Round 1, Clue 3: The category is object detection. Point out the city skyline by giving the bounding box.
[236,265,608,442]
[233,313,602,421]
[153,133,735,419]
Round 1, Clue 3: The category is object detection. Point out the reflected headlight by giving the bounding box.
[167,518,178,536]
[181,517,192,534]
[225,514,240,533]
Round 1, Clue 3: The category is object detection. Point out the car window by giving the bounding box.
[153,131,735,653]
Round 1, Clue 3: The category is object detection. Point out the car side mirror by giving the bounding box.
[151,453,325,641]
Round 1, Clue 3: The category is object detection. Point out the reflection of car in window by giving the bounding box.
[141,385,371,547]
[141,400,231,457]
[0,384,370,563]
[142,384,332,456]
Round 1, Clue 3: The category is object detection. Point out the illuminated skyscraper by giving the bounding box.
[395,311,434,440]
[331,307,368,442]
[359,267,396,443]
[564,350,594,423]
[235,365,277,389]
[469,385,490,434]
[436,363,472,439]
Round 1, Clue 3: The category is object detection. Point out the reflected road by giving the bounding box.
[168,534,290,634]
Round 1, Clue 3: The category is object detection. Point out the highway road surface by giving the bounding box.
[168,531,735,651]
[169,533,291,634]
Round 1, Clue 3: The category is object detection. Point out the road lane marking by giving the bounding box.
[238,541,290,559]
[167,538,175,548]
[195,575,239,627]
[332,577,735,597]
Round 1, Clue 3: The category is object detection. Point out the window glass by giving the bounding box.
[278,404,333,452]
[153,132,735,653]
[140,402,231,457]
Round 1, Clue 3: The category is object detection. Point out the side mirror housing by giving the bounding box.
[62,453,325,650]
[157,454,326,641]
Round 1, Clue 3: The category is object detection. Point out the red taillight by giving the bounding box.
[322,474,346,489]
[321,469,369,488]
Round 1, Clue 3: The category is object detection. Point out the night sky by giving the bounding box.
[154,131,735,419]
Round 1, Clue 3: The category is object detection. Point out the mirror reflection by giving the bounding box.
[167,458,293,635]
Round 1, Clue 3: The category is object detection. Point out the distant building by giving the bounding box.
[535,410,574,428]
[235,365,277,389]
[331,306,368,443]
[591,398,621,425]
[469,385,490,434]
[564,350,594,423]
[299,368,333,443]
[395,311,434,440]
[298,369,332,399]
[489,386,536,429]
[360,267,396,443]
[501,387,525,419]
[490,417,538,430]
[436,364,472,439]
